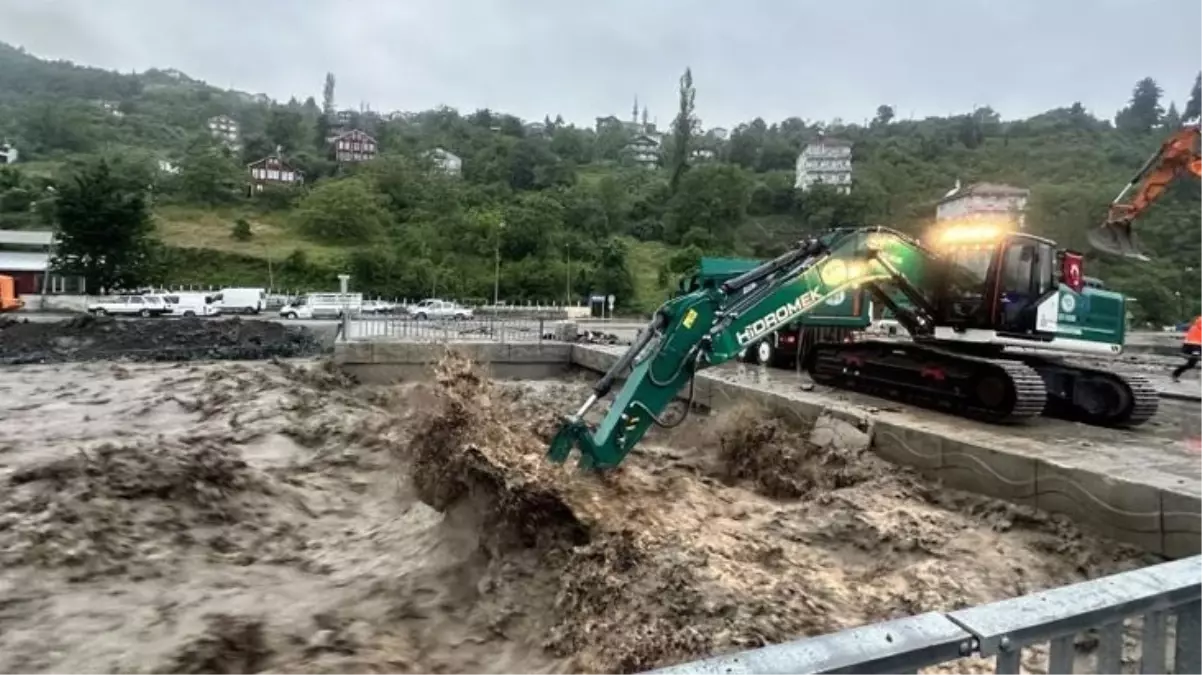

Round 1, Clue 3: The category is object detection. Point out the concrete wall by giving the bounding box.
[336,340,1201,559]
[16,294,91,312]
[336,340,573,384]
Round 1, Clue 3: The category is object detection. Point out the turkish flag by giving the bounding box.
[1062,251,1084,293]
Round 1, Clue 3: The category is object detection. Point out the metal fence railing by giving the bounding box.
[652,555,1201,675]
[341,315,553,343]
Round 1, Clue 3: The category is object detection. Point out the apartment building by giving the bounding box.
[794,137,853,193]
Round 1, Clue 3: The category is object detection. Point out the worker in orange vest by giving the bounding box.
[1171,316,1202,382]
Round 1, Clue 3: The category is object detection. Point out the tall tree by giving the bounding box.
[52,159,159,292]
[315,72,336,148]
[668,67,697,194]
[1184,72,1201,122]
[1163,102,1182,130]
[1115,77,1164,133]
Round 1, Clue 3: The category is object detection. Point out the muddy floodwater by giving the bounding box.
[0,356,1165,673]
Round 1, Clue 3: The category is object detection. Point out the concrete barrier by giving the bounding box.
[336,340,573,383]
[15,294,91,312]
[334,340,1201,559]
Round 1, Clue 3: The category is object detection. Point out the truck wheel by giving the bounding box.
[93,308,107,316]
[184,310,196,317]
[283,312,297,319]
[139,308,150,318]
[755,340,774,366]
[415,312,428,321]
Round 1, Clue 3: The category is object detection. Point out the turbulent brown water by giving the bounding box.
[0,351,1160,673]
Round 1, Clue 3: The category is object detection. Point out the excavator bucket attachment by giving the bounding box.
[1088,220,1150,261]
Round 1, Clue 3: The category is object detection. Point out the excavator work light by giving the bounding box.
[937,223,1004,246]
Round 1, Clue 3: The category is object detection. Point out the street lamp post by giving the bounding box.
[494,221,505,306]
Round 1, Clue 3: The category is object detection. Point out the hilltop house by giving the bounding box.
[247,154,303,194]
[423,148,463,176]
[207,115,241,150]
[795,137,853,193]
[936,181,1030,229]
[330,129,378,163]
[0,142,17,164]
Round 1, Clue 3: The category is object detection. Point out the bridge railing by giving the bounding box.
[340,314,553,343]
[652,555,1201,675]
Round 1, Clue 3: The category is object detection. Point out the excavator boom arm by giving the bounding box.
[1090,124,1201,260]
[547,227,934,469]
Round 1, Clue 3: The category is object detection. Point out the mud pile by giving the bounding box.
[0,315,325,364]
[404,351,1160,673]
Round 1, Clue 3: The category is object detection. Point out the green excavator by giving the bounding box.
[548,224,1158,469]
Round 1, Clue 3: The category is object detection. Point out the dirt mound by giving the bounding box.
[0,315,325,364]
[403,351,1157,673]
[0,437,309,580]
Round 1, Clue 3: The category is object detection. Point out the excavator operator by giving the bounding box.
[1171,315,1201,383]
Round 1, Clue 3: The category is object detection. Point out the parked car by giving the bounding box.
[87,294,171,318]
[409,298,474,320]
[162,292,217,317]
[211,287,266,315]
[278,293,363,319]
[362,299,396,315]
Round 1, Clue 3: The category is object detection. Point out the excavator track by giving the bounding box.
[1017,355,1160,428]
[808,340,1048,423]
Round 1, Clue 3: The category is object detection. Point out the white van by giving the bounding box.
[163,292,216,317]
[279,293,363,320]
[212,287,266,315]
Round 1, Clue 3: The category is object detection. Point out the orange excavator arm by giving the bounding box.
[1089,123,1201,260]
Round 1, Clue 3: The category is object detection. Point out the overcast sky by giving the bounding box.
[1,0,1199,129]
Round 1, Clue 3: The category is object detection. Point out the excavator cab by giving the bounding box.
[931,226,1079,338]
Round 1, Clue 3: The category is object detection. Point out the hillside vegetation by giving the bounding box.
[0,42,1198,321]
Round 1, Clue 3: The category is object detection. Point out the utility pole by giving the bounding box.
[565,247,572,305]
[493,221,505,306]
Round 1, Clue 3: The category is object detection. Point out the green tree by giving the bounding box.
[175,139,242,205]
[589,237,636,308]
[315,72,336,148]
[1184,72,1201,122]
[664,163,751,247]
[52,158,159,292]
[668,67,697,194]
[872,105,895,127]
[231,218,252,241]
[266,106,306,151]
[292,176,390,244]
[1115,77,1164,133]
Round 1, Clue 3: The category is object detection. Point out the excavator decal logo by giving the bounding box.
[682,308,698,330]
[735,289,822,346]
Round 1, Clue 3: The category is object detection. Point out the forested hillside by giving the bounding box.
[0,41,1198,321]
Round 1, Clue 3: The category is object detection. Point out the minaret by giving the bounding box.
[632,96,639,124]
[641,106,648,128]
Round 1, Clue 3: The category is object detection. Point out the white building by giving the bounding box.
[0,142,17,164]
[936,181,1030,229]
[794,137,853,193]
[207,115,240,149]
[708,127,730,141]
[625,134,662,168]
[424,148,463,177]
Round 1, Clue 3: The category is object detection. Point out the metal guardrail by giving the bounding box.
[340,315,551,343]
[652,555,1201,675]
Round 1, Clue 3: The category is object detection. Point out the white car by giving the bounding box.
[87,294,171,318]
[409,299,473,320]
[162,293,217,317]
[362,299,396,315]
[279,293,363,320]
